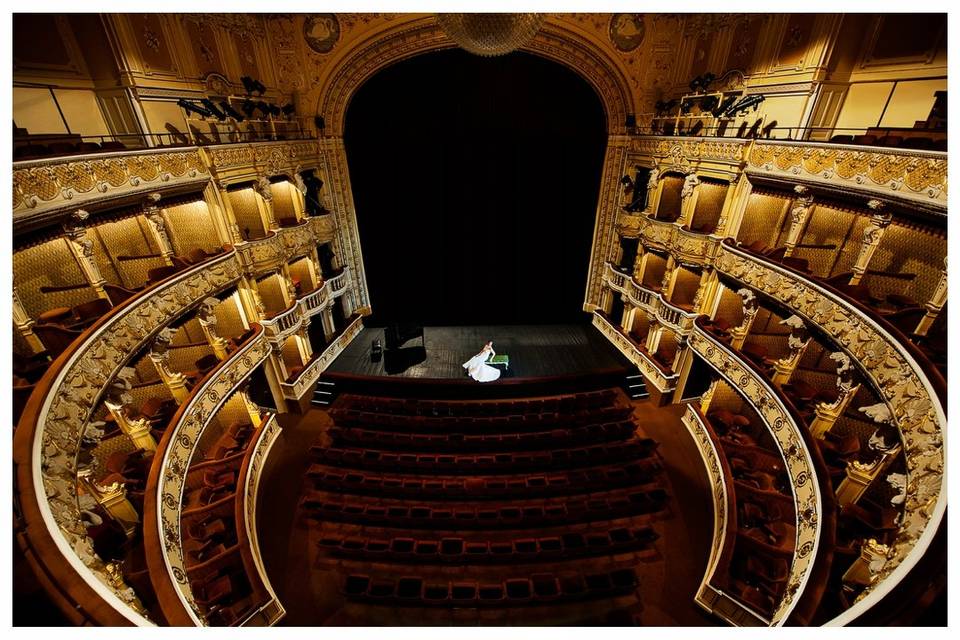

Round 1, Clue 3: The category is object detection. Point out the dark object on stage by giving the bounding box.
[371,339,383,362]
[384,323,425,351]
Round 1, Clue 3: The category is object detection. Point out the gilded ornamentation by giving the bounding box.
[689,328,821,624]
[748,142,947,207]
[280,315,363,399]
[19,252,242,624]
[156,330,272,622]
[712,242,945,601]
[14,150,209,222]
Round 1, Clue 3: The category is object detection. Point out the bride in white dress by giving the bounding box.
[463,341,500,383]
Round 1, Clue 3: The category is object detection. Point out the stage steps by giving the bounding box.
[624,373,649,401]
[312,379,338,407]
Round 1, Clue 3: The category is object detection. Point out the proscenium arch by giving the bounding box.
[315,16,635,137]
[314,15,635,314]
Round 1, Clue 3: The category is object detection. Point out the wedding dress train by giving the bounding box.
[463,346,500,383]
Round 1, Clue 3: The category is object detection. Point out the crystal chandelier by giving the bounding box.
[436,13,545,57]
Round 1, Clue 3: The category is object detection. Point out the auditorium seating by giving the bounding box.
[297,386,666,623]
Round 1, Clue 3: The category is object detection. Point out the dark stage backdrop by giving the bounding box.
[344,50,607,326]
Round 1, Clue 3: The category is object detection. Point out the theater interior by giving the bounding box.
[10,10,948,628]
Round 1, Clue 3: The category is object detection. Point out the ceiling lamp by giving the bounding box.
[436,13,545,57]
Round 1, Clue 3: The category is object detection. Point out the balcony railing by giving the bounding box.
[279,315,364,400]
[145,326,275,625]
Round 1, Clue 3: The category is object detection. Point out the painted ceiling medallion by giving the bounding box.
[609,14,645,52]
[436,13,545,57]
[303,14,340,54]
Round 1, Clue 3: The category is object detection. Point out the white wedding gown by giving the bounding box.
[463,347,501,383]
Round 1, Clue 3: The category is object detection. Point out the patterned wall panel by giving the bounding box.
[256,273,288,315]
[692,179,728,231]
[270,181,298,222]
[163,199,219,255]
[13,238,94,317]
[657,174,684,220]
[865,222,946,303]
[794,203,858,278]
[228,188,267,240]
[737,190,789,248]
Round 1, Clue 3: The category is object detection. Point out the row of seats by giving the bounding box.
[329,404,633,433]
[341,567,639,606]
[312,438,658,474]
[328,420,637,452]
[301,487,669,530]
[335,388,620,418]
[307,459,660,500]
[318,526,659,564]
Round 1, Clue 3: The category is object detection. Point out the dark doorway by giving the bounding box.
[344,49,606,326]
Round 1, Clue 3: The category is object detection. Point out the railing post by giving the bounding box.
[141,192,177,266]
[729,288,759,350]
[842,538,891,593]
[620,299,636,332]
[699,379,719,413]
[849,200,892,286]
[12,284,46,354]
[836,424,902,507]
[645,313,663,353]
[197,297,231,360]
[809,352,860,439]
[103,367,158,451]
[771,315,811,385]
[77,469,140,538]
[783,185,815,258]
[915,257,947,337]
[148,328,193,403]
[679,173,701,228]
[252,176,279,231]
[62,210,110,301]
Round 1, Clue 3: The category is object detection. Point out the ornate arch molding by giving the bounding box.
[315,16,635,137]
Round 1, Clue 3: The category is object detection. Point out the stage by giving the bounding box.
[325,324,631,381]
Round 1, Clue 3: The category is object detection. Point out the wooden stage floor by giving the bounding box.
[325,324,632,380]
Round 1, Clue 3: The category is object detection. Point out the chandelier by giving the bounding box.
[436,13,545,57]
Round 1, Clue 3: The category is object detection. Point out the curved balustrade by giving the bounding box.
[746,140,947,210]
[280,314,364,400]
[687,320,825,625]
[260,266,351,344]
[144,326,274,625]
[680,406,741,621]
[235,414,285,625]
[711,240,946,623]
[13,251,243,626]
[235,214,336,277]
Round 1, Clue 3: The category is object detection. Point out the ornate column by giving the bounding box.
[842,538,891,592]
[659,255,677,297]
[263,345,289,413]
[201,181,239,246]
[279,262,298,307]
[292,171,309,221]
[12,284,46,354]
[715,173,752,239]
[849,200,893,286]
[783,185,815,258]
[678,173,701,228]
[207,181,245,244]
[239,386,263,427]
[645,312,663,353]
[62,210,110,300]
[77,469,140,538]
[237,272,267,322]
[620,298,636,332]
[644,167,662,214]
[599,284,613,315]
[252,176,279,231]
[809,352,862,439]
[148,328,192,403]
[729,288,759,350]
[771,315,812,385]
[915,257,947,337]
[320,304,336,341]
[103,368,157,451]
[141,192,175,266]
[197,297,230,360]
[693,269,720,316]
[699,379,719,413]
[671,335,695,399]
